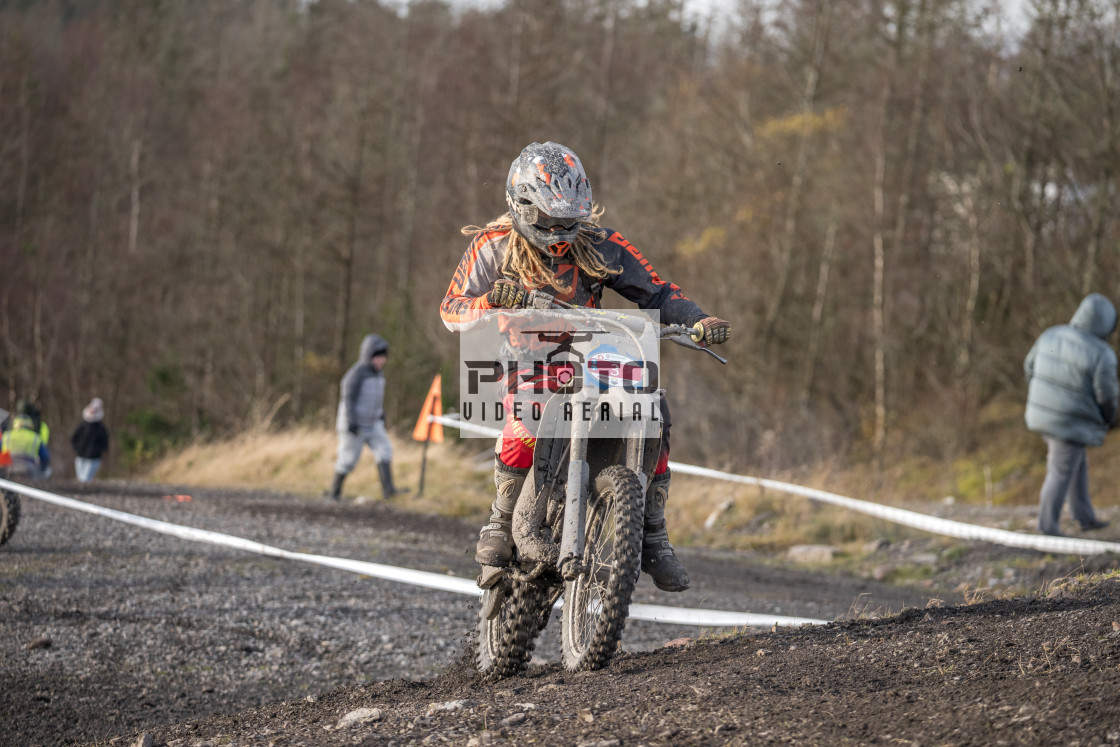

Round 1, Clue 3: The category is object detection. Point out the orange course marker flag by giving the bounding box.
[412,375,444,443]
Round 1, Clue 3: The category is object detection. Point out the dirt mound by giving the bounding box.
[149,577,1120,746]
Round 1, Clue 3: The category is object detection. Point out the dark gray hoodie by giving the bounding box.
[335,334,390,432]
[1024,293,1119,446]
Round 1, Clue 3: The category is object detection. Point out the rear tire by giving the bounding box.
[0,489,20,546]
[560,465,644,672]
[477,579,551,681]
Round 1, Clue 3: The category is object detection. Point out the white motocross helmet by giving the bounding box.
[505,142,593,257]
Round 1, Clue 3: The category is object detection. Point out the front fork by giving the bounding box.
[558,418,590,580]
[557,417,653,581]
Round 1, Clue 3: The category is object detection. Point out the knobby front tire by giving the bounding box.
[560,465,644,672]
[0,489,20,546]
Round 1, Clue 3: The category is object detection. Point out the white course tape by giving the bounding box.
[430,414,500,438]
[0,478,825,628]
[430,414,1120,557]
[669,463,1120,556]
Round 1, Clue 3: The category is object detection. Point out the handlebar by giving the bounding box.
[522,290,727,365]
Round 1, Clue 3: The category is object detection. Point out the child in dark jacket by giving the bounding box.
[71,398,109,482]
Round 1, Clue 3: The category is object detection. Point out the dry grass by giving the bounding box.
[664,470,911,554]
[147,427,496,521]
[147,428,915,552]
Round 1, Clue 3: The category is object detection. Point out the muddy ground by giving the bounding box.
[158,578,1120,747]
[2,481,1119,746]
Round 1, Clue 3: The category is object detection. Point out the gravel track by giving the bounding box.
[3,480,949,745]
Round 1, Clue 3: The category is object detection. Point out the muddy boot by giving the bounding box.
[475,462,528,567]
[325,472,346,501]
[641,470,690,592]
[378,461,410,499]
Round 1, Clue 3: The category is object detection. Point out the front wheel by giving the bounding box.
[560,465,644,672]
[0,488,20,546]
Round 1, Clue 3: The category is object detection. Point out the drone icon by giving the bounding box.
[524,329,608,363]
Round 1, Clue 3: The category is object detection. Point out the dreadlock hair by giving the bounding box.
[461,204,620,294]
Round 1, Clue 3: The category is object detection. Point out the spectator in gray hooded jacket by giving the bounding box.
[1024,293,1119,536]
[327,334,409,501]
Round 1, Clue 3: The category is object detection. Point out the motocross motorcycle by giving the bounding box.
[0,451,22,546]
[475,293,725,679]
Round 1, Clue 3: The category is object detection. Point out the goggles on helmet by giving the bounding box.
[533,213,579,233]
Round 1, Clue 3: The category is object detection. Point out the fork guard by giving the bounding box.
[510,394,574,564]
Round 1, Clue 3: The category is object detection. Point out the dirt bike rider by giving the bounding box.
[440,141,730,592]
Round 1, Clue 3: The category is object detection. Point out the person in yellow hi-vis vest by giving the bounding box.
[1,411,51,480]
[5,398,50,451]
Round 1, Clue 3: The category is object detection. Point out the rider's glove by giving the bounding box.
[691,316,731,345]
[487,279,528,309]
[347,422,361,435]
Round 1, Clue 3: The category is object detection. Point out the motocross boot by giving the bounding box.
[475,462,528,566]
[641,470,691,592]
[378,461,410,499]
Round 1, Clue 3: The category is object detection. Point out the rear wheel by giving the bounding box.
[477,578,551,680]
[0,489,20,546]
[560,465,644,671]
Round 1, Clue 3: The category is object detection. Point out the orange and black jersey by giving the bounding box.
[440,227,707,330]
